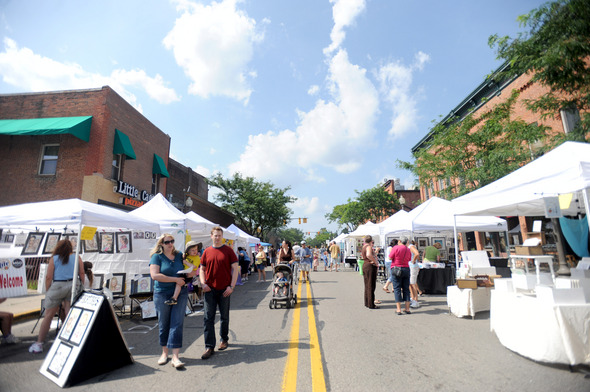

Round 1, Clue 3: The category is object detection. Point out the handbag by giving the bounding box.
[392,266,402,277]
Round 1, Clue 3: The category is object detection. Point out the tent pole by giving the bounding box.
[70,222,83,303]
[453,215,460,275]
[583,188,590,235]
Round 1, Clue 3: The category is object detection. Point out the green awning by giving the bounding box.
[0,116,92,142]
[113,129,136,160]
[152,153,170,178]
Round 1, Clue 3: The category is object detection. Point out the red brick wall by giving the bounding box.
[0,87,170,206]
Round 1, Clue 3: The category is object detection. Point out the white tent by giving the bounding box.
[382,197,507,268]
[377,210,410,244]
[383,197,507,236]
[0,198,160,300]
[0,198,159,231]
[184,211,237,247]
[130,193,210,248]
[227,224,260,249]
[345,222,381,239]
[452,141,590,219]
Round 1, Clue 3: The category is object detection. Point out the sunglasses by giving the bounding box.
[163,239,175,245]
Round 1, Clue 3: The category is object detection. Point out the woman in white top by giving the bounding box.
[408,240,422,307]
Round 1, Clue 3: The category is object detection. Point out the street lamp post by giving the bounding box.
[399,195,406,212]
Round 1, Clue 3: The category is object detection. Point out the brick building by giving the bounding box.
[0,86,234,225]
[411,62,576,251]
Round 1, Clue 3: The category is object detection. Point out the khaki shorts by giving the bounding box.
[300,263,311,272]
[44,281,75,309]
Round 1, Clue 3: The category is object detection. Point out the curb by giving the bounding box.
[14,309,41,323]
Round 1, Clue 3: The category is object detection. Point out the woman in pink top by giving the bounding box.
[389,236,412,315]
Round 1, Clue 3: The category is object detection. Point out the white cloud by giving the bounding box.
[307,85,319,95]
[377,51,430,139]
[324,0,366,55]
[291,196,320,215]
[163,0,265,104]
[228,49,379,183]
[209,147,217,155]
[194,165,211,178]
[0,38,180,110]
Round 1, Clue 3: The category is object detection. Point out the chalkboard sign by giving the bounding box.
[40,291,134,387]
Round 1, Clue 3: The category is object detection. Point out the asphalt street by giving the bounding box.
[1,268,589,392]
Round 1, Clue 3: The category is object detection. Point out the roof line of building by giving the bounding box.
[412,60,518,153]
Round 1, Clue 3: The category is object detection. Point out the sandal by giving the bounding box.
[404,310,412,314]
[374,300,382,304]
[397,311,402,315]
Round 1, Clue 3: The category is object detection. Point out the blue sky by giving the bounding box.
[0,0,546,235]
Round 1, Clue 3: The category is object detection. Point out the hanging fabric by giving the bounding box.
[559,216,590,257]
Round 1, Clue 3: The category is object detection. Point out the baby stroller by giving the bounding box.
[269,264,297,309]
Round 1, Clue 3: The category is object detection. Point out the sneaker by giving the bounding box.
[410,300,420,308]
[29,342,43,354]
[3,334,19,344]
[165,299,177,306]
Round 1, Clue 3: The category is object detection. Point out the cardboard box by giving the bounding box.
[514,245,543,255]
[457,279,477,289]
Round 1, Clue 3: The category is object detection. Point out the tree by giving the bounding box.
[208,172,296,240]
[276,227,305,245]
[305,228,338,248]
[398,90,551,198]
[326,185,400,230]
[489,0,590,142]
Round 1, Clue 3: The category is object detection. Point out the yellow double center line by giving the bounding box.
[281,274,327,392]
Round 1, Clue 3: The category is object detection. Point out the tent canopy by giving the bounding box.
[184,211,237,241]
[453,141,590,217]
[0,198,159,231]
[345,222,381,238]
[130,193,208,234]
[227,224,260,244]
[383,197,507,238]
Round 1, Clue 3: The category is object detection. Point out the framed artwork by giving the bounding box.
[14,233,27,247]
[132,274,153,294]
[92,274,104,290]
[43,233,62,254]
[4,234,15,243]
[416,237,429,249]
[21,232,45,255]
[448,247,456,260]
[439,250,447,260]
[133,231,144,239]
[116,232,132,253]
[82,233,99,253]
[432,237,445,250]
[63,234,79,252]
[144,231,157,239]
[99,232,114,254]
[108,273,126,295]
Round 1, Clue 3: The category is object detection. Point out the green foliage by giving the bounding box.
[489,0,590,142]
[398,90,552,198]
[208,172,296,240]
[325,185,400,230]
[276,227,305,244]
[305,228,338,248]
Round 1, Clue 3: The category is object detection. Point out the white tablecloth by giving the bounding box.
[490,290,590,365]
[446,286,491,319]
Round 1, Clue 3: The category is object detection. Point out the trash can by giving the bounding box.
[357,259,364,275]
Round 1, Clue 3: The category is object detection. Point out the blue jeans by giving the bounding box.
[154,286,188,349]
[204,288,231,349]
[385,261,392,283]
[392,267,411,303]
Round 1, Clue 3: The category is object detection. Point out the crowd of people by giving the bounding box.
[5,227,441,369]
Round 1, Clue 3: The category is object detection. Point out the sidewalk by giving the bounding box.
[1,290,44,322]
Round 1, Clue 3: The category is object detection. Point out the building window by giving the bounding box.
[152,174,160,194]
[111,154,125,181]
[39,144,59,175]
[560,106,580,134]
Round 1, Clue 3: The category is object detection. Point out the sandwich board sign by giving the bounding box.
[40,291,133,387]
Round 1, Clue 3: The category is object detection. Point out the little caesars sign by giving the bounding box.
[115,180,154,207]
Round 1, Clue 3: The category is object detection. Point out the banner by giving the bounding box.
[0,250,28,297]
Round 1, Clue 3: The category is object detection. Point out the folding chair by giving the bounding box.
[129,274,154,319]
[105,273,127,317]
[31,299,63,334]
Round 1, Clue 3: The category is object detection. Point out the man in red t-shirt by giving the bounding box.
[199,227,239,359]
